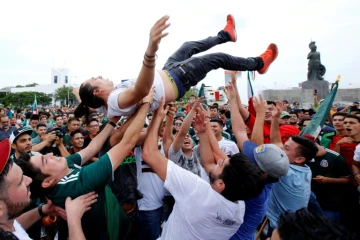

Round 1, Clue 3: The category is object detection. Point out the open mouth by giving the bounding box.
[184,139,191,146]
[345,128,352,132]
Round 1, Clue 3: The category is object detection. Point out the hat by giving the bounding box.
[0,139,11,174]
[46,127,62,134]
[280,111,291,119]
[9,128,33,144]
[253,144,289,178]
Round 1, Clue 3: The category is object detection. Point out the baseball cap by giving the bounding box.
[280,111,291,119]
[253,144,289,178]
[0,139,11,174]
[9,128,33,144]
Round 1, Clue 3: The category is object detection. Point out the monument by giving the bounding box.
[301,41,329,100]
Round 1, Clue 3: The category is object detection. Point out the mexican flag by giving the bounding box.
[300,77,340,138]
[247,71,256,116]
[33,94,38,114]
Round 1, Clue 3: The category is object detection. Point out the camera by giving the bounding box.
[54,130,64,138]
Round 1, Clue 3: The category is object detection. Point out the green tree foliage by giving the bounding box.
[0,92,52,107]
[25,83,39,87]
[181,89,198,102]
[54,85,76,102]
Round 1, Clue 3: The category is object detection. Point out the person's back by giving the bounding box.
[266,164,311,229]
[160,161,245,240]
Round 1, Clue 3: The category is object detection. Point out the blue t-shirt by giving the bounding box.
[266,163,311,228]
[230,141,273,240]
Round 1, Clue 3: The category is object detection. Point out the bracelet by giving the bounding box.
[144,53,157,62]
[38,203,46,217]
[107,121,116,128]
[142,61,156,68]
[145,52,157,59]
[141,101,151,108]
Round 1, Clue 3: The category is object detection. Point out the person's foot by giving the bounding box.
[258,43,278,74]
[223,14,237,42]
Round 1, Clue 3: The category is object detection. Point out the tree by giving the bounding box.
[25,83,39,87]
[15,85,24,88]
[54,85,76,106]
[181,89,198,102]
[0,92,51,107]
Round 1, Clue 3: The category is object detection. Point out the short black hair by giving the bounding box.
[344,114,360,123]
[219,109,226,115]
[266,101,276,106]
[332,112,347,119]
[30,114,39,121]
[55,115,63,121]
[277,208,358,240]
[291,135,318,162]
[209,105,218,110]
[36,123,47,130]
[225,110,231,119]
[298,118,311,127]
[210,118,224,127]
[70,129,83,137]
[0,160,14,199]
[289,111,298,117]
[220,153,265,201]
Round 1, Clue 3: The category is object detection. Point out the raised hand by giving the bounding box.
[154,97,170,121]
[147,15,170,56]
[193,110,207,133]
[142,86,155,104]
[65,192,98,221]
[192,97,204,109]
[272,100,283,118]
[230,71,239,88]
[253,94,267,115]
[224,82,237,102]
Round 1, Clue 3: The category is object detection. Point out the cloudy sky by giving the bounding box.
[0,0,359,95]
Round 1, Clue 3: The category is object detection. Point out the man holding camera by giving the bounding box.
[32,125,69,157]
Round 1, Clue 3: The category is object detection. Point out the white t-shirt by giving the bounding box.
[105,70,165,118]
[160,161,245,240]
[218,138,239,157]
[135,146,165,211]
[13,220,32,240]
[353,143,360,162]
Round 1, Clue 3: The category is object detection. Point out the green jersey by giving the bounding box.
[47,153,113,239]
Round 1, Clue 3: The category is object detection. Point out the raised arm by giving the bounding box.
[142,97,170,181]
[172,99,202,152]
[162,104,177,157]
[230,71,250,121]
[251,95,266,145]
[224,83,249,151]
[270,100,283,147]
[117,16,170,109]
[107,92,153,171]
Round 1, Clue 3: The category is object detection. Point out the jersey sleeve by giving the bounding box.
[66,153,82,167]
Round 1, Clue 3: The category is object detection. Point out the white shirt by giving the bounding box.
[218,138,239,156]
[13,220,32,240]
[105,70,165,118]
[135,146,165,211]
[353,143,360,162]
[160,161,245,240]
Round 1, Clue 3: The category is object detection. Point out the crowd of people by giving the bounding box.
[0,14,359,240]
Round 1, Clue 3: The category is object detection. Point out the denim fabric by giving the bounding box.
[323,210,340,221]
[136,207,163,240]
[163,31,263,97]
[307,191,325,216]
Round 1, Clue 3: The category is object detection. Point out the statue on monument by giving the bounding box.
[307,41,326,81]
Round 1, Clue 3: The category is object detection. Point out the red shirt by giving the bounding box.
[245,114,300,144]
[329,137,358,170]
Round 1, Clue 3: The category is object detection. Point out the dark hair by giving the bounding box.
[291,135,318,162]
[36,123,47,130]
[210,118,224,127]
[88,113,99,121]
[220,153,265,201]
[75,82,105,118]
[0,160,14,199]
[332,112,347,119]
[16,153,50,200]
[209,105,218,110]
[0,228,19,240]
[67,117,80,125]
[289,111,298,117]
[277,208,358,240]
[298,118,311,127]
[25,112,32,119]
[266,101,276,106]
[344,114,360,123]
[219,109,226,115]
[147,113,153,117]
[70,129,83,138]
[225,110,231,119]
[55,115,63,121]
[30,114,39,121]
[350,110,360,115]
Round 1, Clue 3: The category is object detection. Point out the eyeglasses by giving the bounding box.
[89,125,99,129]
[174,123,182,126]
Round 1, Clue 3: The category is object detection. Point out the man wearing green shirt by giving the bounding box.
[18,98,152,240]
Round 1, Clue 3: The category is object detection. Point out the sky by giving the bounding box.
[0,0,359,96]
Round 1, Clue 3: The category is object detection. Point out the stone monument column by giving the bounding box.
[301,41,329,100]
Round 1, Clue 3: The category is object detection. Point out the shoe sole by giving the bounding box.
[227,14,237,42]
[259,44,278,74]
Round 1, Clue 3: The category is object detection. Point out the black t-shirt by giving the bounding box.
[308,149,351,211]
[99,138,142,205]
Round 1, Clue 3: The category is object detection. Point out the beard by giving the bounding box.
[5,198,30,220]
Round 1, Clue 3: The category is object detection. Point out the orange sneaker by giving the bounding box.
[223,14,237,42]
[258,43,278,74]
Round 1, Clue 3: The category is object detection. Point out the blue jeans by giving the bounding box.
[136,207,163,240]
[307,191,324,216]
[163,31,264,97]
[323,210,340,221]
